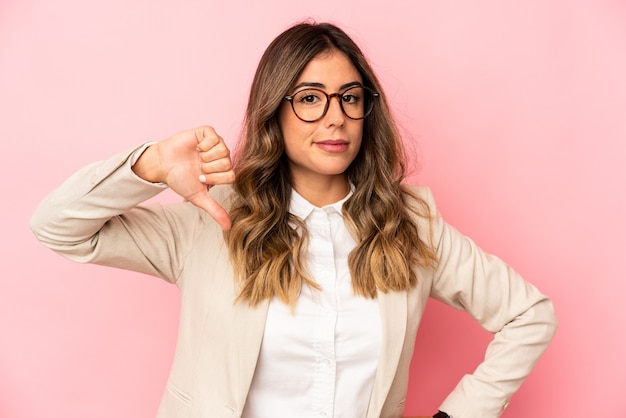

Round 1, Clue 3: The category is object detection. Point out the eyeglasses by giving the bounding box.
[284,85,379,122]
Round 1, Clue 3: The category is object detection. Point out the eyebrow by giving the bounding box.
[292,81,362,91]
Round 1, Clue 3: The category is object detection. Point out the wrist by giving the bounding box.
[132,143,164,183]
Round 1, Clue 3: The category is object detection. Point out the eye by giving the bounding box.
[295,90,324,105]
[341,93,360,105]
[301,95,318,104]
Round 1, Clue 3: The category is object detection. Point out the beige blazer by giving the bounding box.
[30,146,557,418]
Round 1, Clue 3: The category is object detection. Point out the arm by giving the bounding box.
[425,191,557,418]
[30,126,235,280]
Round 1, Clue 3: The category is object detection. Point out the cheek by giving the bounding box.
[353,123,364,148]
[278,105,301,146]
[279,107,320,151]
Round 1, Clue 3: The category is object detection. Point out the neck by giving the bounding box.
[291,175,350,207]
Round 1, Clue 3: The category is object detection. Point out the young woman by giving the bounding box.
[31,22,557,418]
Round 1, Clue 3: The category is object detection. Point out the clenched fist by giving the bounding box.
[132,126,236,230]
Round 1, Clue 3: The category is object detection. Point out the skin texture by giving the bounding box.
[278,49,364,207]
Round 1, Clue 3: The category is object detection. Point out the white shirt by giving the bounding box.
[242,189,382,418]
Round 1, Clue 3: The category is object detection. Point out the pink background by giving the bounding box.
[2,1,625,416]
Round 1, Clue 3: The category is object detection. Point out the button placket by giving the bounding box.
[308,208,338,416]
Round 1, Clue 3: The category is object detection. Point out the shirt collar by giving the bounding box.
[289,188,353,220]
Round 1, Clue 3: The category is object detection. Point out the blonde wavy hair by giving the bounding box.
[226,22,438,307]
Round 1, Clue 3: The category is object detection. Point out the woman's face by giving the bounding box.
[278,49,364,194]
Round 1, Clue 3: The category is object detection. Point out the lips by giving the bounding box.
[314,139,349,153]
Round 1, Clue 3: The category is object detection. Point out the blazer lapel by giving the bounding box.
[233,298,270,411]
[367,289,408,418]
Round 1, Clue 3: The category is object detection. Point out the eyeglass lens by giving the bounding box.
[291,86,375,122]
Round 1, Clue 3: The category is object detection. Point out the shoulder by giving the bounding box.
[400,184,445,250]
[401,184,439,216]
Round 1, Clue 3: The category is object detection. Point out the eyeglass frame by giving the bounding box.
[283,85,380,123]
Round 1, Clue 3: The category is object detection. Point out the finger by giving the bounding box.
[199,170,236,186]
[200,157,233,175]
[195,126,222,152]
[198,141,231,163]
[188,190,232,231]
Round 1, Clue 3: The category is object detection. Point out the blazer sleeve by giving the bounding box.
[30,144,210,284]
[421,189,557,418]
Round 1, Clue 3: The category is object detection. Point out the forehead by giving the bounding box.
[295,49,362,87]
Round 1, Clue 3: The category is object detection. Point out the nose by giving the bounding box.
[324,93,345,126]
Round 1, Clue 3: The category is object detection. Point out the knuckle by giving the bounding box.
[198,151,210,163]
[218,159,231,171]
[214,142,228,154]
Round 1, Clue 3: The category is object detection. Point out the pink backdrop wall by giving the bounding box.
[2,1,625,416]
